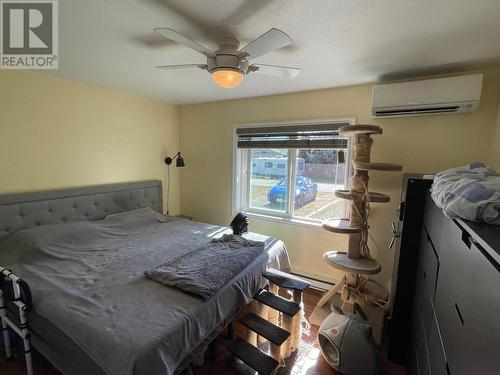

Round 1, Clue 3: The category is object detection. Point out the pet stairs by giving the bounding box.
[226,269,309,374]
[317,124,402,313]
[0,267,34,375]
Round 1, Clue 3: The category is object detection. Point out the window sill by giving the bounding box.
[245,211,325,230]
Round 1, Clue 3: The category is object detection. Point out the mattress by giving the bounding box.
[0,209,290,375]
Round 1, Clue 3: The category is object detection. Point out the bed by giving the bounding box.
[0,180,290,375]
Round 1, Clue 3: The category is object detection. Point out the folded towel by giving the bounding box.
[144,234,265,299]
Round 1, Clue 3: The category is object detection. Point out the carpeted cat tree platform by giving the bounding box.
[310,124,402,344]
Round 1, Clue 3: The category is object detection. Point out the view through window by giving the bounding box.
[249,148,288,213]
[293,149,346,220]
[247,148,347,221]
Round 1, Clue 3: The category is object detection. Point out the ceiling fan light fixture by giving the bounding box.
[155,28,300,87]
[211,68,244,88]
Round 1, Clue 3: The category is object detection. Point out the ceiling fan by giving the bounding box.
[154,28,301,88]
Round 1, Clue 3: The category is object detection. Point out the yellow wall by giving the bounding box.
[1,67,498,292]
[179,66,500,289]
[0,71,180,214]
[489,86,500,169]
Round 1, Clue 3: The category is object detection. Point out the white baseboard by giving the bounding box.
[290,269,338,291]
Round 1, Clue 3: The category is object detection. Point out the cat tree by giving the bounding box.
[317,124,402,314]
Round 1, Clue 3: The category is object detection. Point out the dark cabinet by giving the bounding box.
[409,193,500,375]
[422,197,445,255]
[435,217,500,375]
[419,227,439,307]
[388,176,433,365]
[427,312,447,375]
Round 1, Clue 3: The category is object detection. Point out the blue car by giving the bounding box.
[267,176,318,207]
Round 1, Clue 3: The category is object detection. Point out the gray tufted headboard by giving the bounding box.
[0,180,162,243]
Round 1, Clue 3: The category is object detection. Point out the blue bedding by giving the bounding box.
[431,162,500,225]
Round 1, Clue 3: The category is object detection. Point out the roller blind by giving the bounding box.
[236,122,349,149]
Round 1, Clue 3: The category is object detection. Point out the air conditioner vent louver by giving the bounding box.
[372,74,483,118]
[375,106,460,117]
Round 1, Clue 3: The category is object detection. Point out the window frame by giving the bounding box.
[232,118,356,226]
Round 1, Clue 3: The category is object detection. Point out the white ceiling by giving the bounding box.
[46,0,500,104]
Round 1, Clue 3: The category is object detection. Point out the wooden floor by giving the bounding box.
[0,288,406,375]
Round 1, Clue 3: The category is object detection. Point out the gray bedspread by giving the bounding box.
[145,234,265,299]
[0,208,290,375]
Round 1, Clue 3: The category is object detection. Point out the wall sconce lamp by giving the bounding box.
[164,152,185,168]
[164,152,185,216]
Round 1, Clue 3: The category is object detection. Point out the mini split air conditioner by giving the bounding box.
[372,74,483,118]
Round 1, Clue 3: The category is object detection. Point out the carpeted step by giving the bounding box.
[262,269,310,292]
[240,313,290,346]
[253,289,300,317]
[226,337,279,375]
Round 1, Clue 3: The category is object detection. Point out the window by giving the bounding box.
[233,120,352,224]
[249,149,288,213]
[293,149,346,221]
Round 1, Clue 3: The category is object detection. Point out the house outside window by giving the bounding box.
[233,119,353,224]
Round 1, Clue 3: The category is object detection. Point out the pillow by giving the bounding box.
[104,207,170,224]
[431,162,500,225]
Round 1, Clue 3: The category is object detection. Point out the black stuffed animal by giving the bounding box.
[230,212,249,235]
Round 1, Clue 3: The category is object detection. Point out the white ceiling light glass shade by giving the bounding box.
[211,68,244,88]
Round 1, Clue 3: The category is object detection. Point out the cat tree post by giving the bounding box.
[256,301,269,346]
[267,283,279,326]
[290,290,303,352]
[281,314,294,358]
[245,300,258,347]
[318,124,402,317]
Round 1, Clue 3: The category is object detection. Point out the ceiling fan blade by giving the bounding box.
[156,64,207,70]
[145,0,232,44]
[226,0,276,26]
[239,28,292,59]
[251,64,301,79]
[154,28,215,57]
[130,33,177,49]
